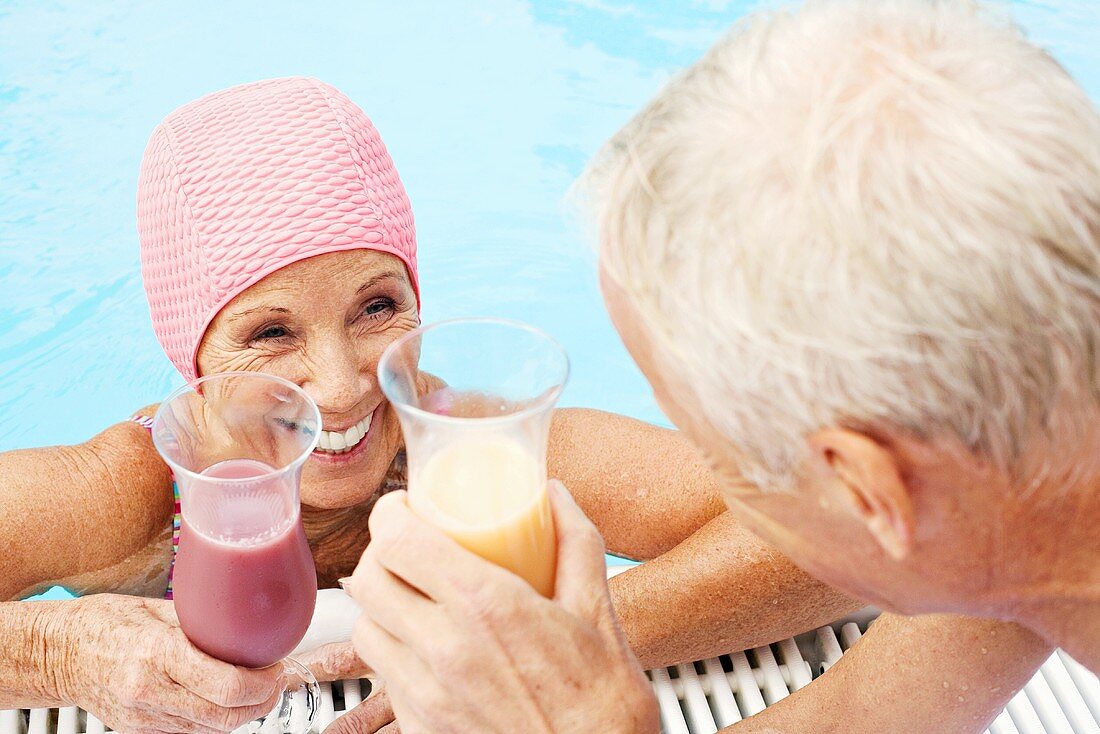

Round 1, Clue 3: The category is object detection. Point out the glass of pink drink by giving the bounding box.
[151,372,322,734]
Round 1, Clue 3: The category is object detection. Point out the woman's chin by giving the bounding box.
[301,452,395,511]
[300,482,380,511]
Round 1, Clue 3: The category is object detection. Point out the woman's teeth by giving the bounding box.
[316,412,373,454]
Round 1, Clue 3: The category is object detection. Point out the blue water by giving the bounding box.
[1,2,1098,598]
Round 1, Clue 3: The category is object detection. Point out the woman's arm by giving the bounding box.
[549,408,726,559]
[549,408,860,667]
[0,595,284,727]
[727,613,1051,733]
[0,409,173,601]
[0,414,293,730]
[611,512,860,668]
[0,601,64,708]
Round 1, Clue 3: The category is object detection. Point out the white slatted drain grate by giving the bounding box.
[648,621,1100,734]
[3,622,1098,734]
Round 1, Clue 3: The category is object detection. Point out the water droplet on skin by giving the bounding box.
[943,681,950,689]
[981,647,988,655]
[958,696,966,702]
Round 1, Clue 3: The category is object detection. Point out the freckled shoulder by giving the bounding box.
[68,406,176,592]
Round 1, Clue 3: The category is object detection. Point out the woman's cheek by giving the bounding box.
[197,335,275,376]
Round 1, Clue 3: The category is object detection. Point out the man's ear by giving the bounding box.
[807,429,915,560]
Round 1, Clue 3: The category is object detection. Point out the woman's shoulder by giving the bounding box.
[73,404,175,550]
[91,404,171,490]
[0,405,174,600]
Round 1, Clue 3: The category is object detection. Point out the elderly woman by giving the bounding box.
[341,1,1100,732]
[0,76,872,732]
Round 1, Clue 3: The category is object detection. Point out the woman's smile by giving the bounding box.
[311,405,383,466]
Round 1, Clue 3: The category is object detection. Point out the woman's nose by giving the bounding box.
[300,336,374,416]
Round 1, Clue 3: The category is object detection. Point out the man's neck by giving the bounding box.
[999,469,1100,672]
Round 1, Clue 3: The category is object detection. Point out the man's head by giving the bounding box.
[584,0,1100,615]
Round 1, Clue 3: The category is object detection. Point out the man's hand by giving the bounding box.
[344,482,659,734]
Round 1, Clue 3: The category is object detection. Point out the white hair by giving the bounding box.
[582,0,1100,490]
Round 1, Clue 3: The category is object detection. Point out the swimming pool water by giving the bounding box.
[1,2,1098,597]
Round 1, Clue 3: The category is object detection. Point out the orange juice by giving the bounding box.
[410,438,556,597]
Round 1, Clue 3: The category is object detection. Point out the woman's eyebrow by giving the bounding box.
[227,306,291,323]
[357,271,405,294]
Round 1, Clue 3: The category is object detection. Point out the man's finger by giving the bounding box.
[323,693,395,734]
[548,480,614,616]
[349,550,447,661]
[365,491,528,606]
[351,614,434,697]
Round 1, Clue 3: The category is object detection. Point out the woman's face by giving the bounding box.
[196,250,419,509]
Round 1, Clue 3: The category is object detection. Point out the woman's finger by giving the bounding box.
[295,641,374,682]
[156,708,258,734]
[154,674,279,732]
[164,640,283,708]
[323,693,395,734]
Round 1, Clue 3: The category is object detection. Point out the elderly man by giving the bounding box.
[341,0,1100,731]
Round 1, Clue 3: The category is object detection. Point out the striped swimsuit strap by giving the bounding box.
[131,414,179,600]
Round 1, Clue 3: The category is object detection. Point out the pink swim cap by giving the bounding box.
[138,76,418,383]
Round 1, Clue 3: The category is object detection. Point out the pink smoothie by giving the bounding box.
[173,460,317,668]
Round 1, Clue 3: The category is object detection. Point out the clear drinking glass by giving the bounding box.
[151,372,322,734]
[378,318,570,597]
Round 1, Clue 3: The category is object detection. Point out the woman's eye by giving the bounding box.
[364,299,394,318]
[254,326,289,340]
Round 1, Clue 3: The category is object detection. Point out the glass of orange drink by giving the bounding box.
[378,318,569,597]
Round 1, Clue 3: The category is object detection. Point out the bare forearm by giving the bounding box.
[724,613,1052,734]
[0,601,70,709]
[550,408,726,560]
[610,511,860,669]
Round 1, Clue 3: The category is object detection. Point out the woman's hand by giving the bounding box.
[50,594,283,734]
[324,685,397,734]
[344,482,660,734]
[295,641,373,682]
